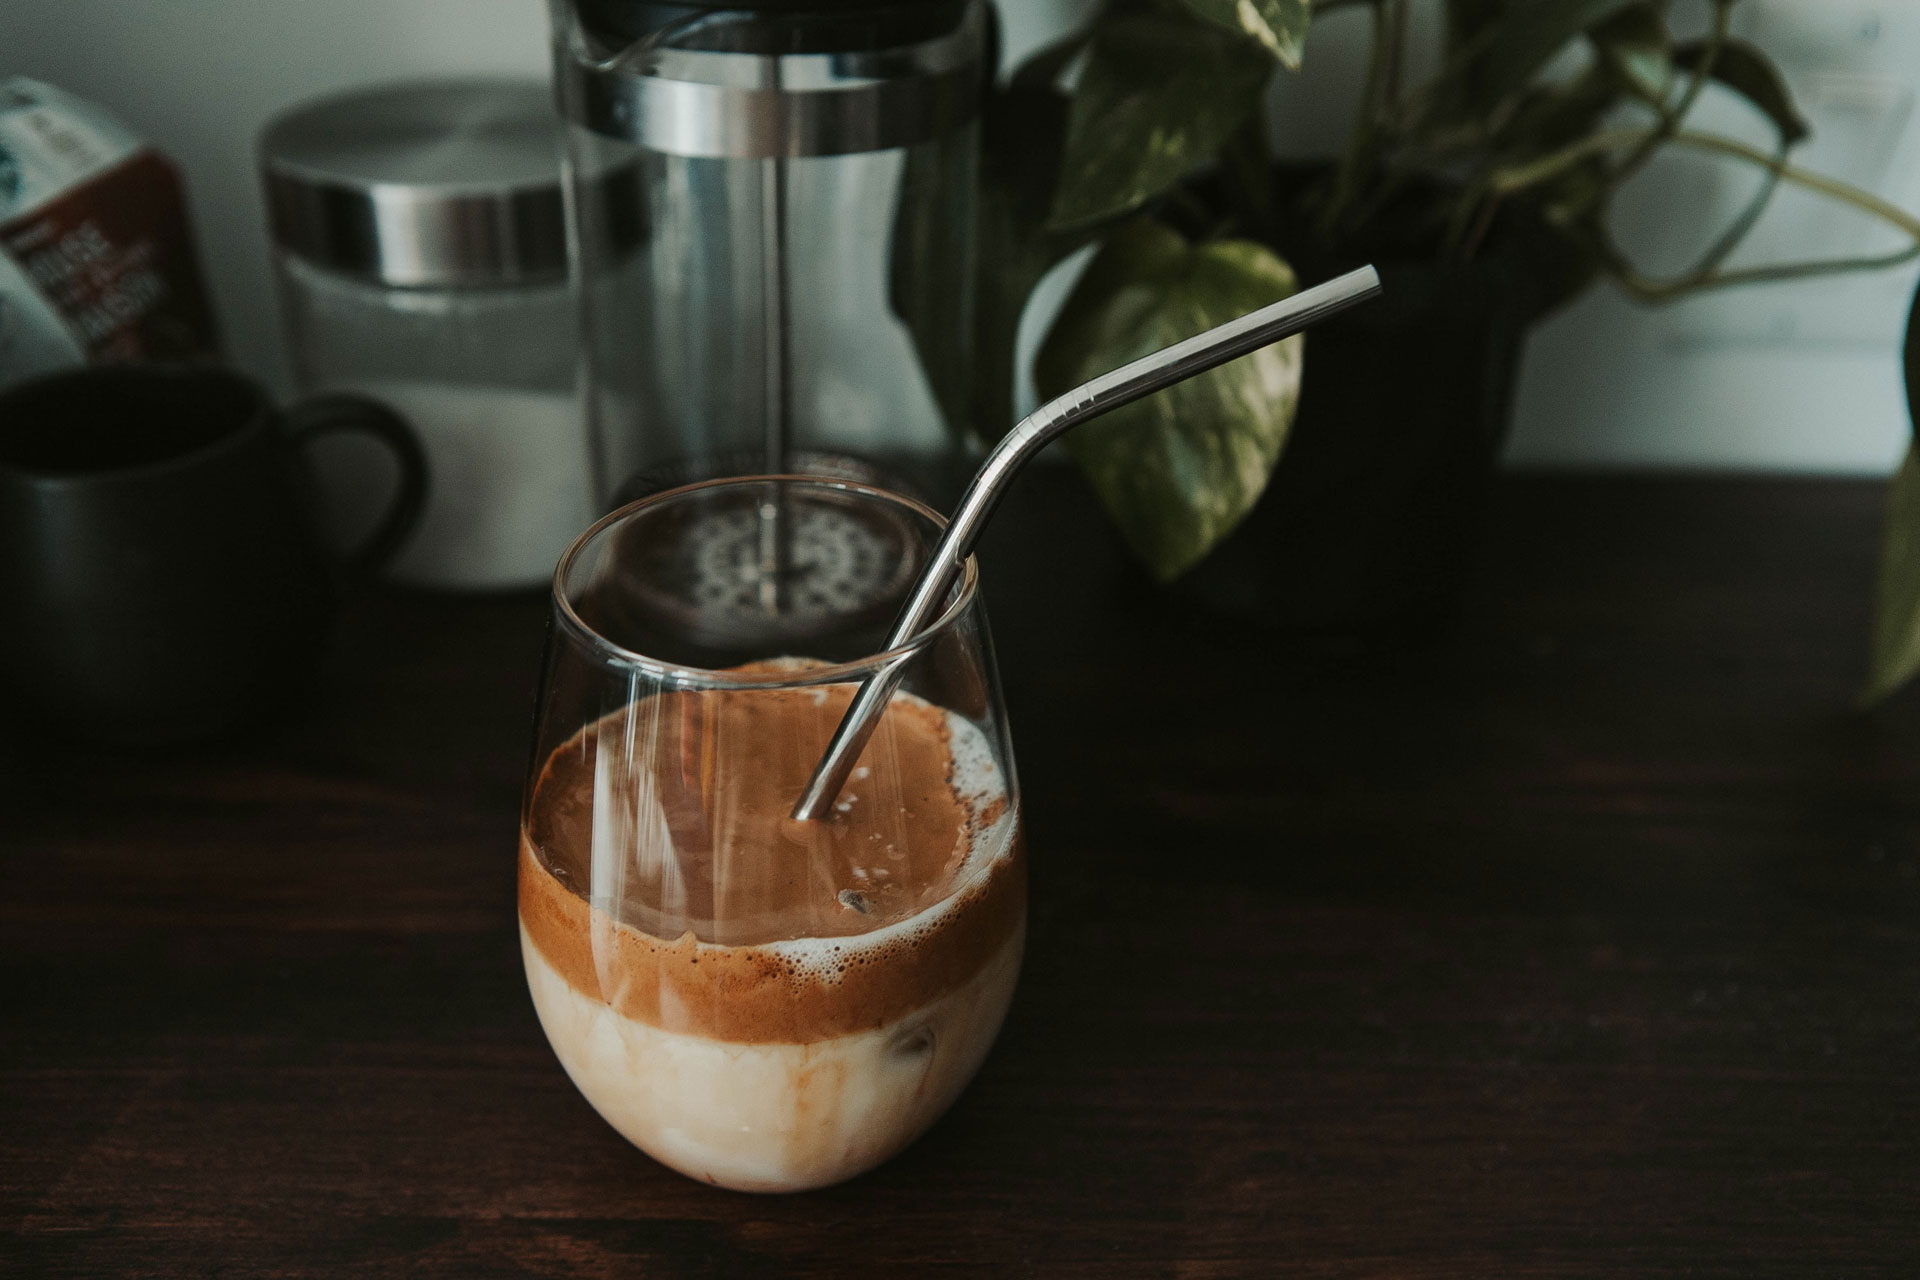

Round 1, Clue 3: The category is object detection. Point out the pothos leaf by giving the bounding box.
[1866,445,1920,704]
[1494,64,1619,157]
[1588,2,1671,106]
[1034,218,1304,581]
[1172,0,1312,70]
[974,83,1097,439]
[1047,5,1275,233]
[1441,0,1513,110]
[1444,0,1509,50]
[894,76,1096,444]
[1673,37,1811,146]
[1864,279,1920,704]
[1436,0,1635,125]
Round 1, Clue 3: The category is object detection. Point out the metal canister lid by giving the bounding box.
[261,80,568,287]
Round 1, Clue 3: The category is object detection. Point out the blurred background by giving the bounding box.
[5,0,1917,473]
[8,8,1920,1264]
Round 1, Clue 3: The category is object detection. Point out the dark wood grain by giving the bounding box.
[4,472,1917,1277]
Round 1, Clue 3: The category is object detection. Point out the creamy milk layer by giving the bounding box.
[520,914,1021,1192]
[519,673,1024,1192]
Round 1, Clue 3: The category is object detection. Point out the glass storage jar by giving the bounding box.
[262,80,595,589]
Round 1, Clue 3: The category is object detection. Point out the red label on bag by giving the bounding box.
[0,148,220,365]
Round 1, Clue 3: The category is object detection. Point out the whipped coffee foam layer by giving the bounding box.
[519,672,1022,1045]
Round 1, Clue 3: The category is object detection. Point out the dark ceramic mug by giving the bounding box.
[0,365,427,743]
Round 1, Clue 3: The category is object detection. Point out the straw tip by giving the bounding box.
[1346,263,1384,295]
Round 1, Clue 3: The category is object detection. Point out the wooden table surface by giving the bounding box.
[5,474,1918,1277]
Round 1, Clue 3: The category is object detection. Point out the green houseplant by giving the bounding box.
[910,0,1920,646]
[1865,283,1920,704]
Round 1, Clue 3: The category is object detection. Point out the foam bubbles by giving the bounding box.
[547,676,1020,993]
[761,702,1016,986]
[945,709,1005,819]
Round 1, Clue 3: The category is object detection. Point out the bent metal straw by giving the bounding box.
[792,264,1385,822]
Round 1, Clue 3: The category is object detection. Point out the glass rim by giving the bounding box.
[551,474,979,688]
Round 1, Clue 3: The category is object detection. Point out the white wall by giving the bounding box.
[1268,0,1920,475]
[5,0,1915,473]
[2,0,552,391]
[1510,0,1920,473]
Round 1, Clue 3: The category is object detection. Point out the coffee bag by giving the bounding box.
[0,77,219,388]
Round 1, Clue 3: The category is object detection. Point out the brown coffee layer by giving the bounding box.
[526,678,981,943]
[518,679,1025,1044]
[518,836,1022,1043]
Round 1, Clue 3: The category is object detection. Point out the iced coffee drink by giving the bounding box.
[520,665,1023,1192]
[519,477,1023,1191]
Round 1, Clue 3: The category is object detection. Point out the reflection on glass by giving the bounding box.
[518,477,1024,1192]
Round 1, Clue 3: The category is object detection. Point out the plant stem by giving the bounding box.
[1381,0,1409,110]
[1222,113,1279,243]
[1615,245,1920,299]
[1683,144,1786,279]
[1388,17,1513,142]
[1604,0,1733,196]
[1318,0,1395,240]
[1452,114,1920,297]
[1445,1,1731,262]
[1665,129,1920,239]
[1605,128,1920,298]
[1012,19,1095,91]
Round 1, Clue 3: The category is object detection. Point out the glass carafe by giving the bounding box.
[551,1,987,508]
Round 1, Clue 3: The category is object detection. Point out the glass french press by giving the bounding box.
[551,0,988,517]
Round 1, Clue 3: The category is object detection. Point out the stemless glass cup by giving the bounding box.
[518,477,1024,1193]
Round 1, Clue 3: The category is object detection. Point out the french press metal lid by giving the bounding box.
[554,0,986,158]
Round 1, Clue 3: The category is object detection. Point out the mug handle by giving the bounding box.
[283,393,429,577]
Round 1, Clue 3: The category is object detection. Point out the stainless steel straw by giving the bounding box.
[791,264,1385,821]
